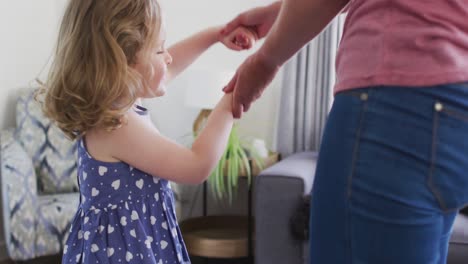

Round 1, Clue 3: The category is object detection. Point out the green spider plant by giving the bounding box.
[208,125,264,203]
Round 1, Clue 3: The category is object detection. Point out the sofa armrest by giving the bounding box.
[448,213,468,264]
[1,129,38,260]
[255,151,318,264]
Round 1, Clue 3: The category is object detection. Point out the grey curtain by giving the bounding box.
[276,16,345,157]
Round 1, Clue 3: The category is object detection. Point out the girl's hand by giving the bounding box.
[219,27,258,51]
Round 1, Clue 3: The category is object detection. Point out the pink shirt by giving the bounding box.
[335,0,468,93]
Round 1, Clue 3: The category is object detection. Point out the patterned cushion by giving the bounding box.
[1,129,38,260]
[35,193,79,257]
[1,128,16,148]
[15,89,78,194]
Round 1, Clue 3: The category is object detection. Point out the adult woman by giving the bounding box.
[222,0,468,263]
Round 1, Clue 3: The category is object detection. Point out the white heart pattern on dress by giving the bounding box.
[98,225,105,233]
[154,192,159,202]
[91,244,99,253]
[78,230,83,240]
[160,240,168,250]
[126,251,133,261]
[83,171,87,181]
[161,221,168,230]
[98,166,108,176]
[108,225,115,234]
[153,177,159,184]
[142,204,146,213]
[91,188,99,197]
[150,216,157,225]
[84,217,89,224]
[107,247,114,257]
[76,254,81,262]
[84,231,90,240]
[130,229,136,238]
[136,179,144,189]
[145,236,153,249]
[120,216,127,226]
[131,210,139,221]
[111,180,120,190]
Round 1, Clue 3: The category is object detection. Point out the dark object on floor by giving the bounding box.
[290,194,310,241]
[0,254,61,264]
[191,256,252,264]
[460,206,468,216]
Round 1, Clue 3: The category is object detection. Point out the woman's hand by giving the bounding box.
[219,26,258,51]
[223,50,280,118]
[220,1,282,40]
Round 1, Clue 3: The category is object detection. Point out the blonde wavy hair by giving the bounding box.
[40,0,161,140]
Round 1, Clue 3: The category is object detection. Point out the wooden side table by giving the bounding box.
[180,153,280,263]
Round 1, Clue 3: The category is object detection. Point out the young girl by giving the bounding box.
[41,0,256,263]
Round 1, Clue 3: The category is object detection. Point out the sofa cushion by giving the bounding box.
[260,152,318,194]
[15,89,78,194]
[451,214,468,244]
[35,193,79,257]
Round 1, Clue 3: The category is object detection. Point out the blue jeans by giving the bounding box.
[309,84,468,264]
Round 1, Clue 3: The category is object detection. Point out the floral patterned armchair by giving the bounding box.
[0,88,79,260]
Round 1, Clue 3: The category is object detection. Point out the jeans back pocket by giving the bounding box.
[429,101,468,211]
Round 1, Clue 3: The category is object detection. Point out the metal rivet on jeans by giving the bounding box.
[360,93,368,101]
[434,102,444,112]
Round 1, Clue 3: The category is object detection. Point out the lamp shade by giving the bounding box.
[184,67,235,110]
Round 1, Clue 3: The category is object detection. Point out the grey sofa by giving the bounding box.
[255,151,468,264]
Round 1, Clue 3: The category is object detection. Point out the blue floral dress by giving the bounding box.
[62,107,190,264]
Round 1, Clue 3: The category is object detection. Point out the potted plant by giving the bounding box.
[208,125,265,202]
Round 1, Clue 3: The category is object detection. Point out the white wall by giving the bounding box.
[0,0,66,130]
